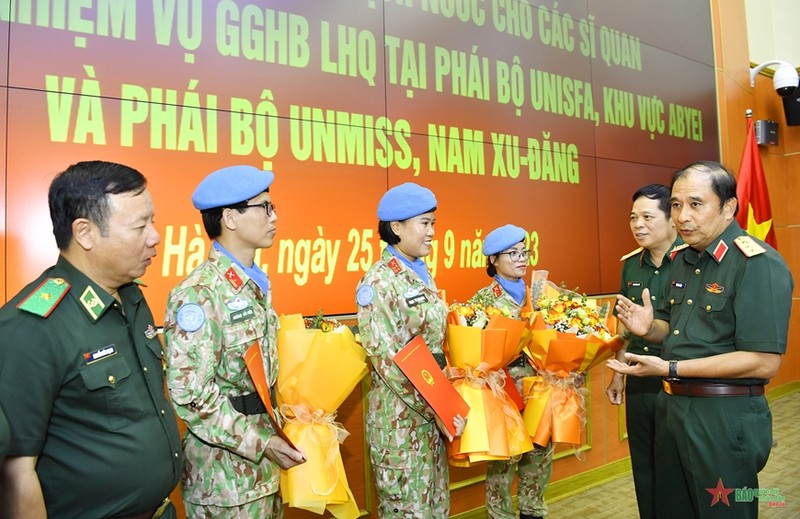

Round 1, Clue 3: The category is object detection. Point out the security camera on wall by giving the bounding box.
[750,60,799,97]
[750,60,800,126]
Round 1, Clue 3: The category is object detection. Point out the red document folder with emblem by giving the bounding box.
[243,342,299,451]
[393,335,470,437]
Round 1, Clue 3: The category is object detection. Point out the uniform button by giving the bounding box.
[670,298,675,305]
[631,296,637,302]
[161,409,166,416]
[687,299,693,305]
[108,375,116,384]
[143,366,149,373]
[651,295,656,301]
[174,452,179,459]
[655,270,660,275]
[643,346,650,352]
[673,329,680,335]
[695,269,701,275]
[706,305,712,312]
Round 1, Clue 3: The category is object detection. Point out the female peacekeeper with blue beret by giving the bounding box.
[355,182,466,517]
[470,224,553,519]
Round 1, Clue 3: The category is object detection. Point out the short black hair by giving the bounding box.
[633,183,671,219]
[48,161,146,251]
[673,161,738,217]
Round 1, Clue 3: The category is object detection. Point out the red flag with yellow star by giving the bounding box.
[736,117,777,248]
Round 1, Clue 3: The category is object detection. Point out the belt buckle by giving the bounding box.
[152,497,170,519]
[662,378,680,395]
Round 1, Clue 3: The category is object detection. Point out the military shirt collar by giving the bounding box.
[700,221,743,265]
[55,255,142,322]
[207,247,254,295]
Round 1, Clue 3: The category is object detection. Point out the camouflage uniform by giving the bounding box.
[356,248,449,518]
[164,247,281,518]
[471,280,553,519]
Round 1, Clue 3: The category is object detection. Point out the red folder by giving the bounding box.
[244,341,299,451]
[393,335,470,437]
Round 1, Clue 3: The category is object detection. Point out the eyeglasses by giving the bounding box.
[498,249,530,261]
[239,201,276,217]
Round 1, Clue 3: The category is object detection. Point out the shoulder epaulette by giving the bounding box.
[16,277,71,318]
[669,243,690,261]
[619,247,643,262]
[734,235,766,258]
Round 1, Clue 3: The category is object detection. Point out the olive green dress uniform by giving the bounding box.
[471,280,553,519]
[616,237,682,519]
[653,222,793,519]
[0,256,182,519]
[164,246,282,518]
[357,248,450,518]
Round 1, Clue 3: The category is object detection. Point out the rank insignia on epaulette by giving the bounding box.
[734,235,766,257]
[17,277,70,318]
[79,286,105,321]
[619,247,643,262]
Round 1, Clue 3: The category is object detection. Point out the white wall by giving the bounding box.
[745,0,800,68]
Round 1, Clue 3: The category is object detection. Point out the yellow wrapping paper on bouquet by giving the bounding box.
[521,271,623,448]
[445,309,533,466]
[276,314,368,519]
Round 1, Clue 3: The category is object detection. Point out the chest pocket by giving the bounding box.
[693,290,732,342]
[79,354,145,431]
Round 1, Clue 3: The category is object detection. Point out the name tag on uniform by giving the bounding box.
[627,281,642,287]
[671,281,685,289]
[84,345,117,364]
[230,306,255,325]
[404,288,428,307]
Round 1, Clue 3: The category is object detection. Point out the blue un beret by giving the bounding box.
[377,182,437,221]
[483,224,526,256]
[192,165,275,210]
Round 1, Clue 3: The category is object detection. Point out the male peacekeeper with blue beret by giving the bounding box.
[163,165,305,518]
[0,161,182,518]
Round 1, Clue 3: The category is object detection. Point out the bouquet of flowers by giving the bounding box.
[276,311,368,519]
[445,300,533,466]
[522,271,623,447]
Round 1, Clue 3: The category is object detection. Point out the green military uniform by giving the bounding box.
[164,246,282,518]
[471,280,553,519]
[653,222,792,518]
[0,256,182,518]
[616,238,682,519]
[356,248,449,517]
[0,405,9,462]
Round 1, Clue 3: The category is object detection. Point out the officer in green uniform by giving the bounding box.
[0,405,9,463]
[609,161,793,519]
[0,161,182,518]
[606,184,681,519]
[164,165,305,518]
[471,224,553,519]
[356,182,465,518]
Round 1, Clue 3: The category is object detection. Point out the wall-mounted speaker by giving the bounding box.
[782,87,800,126]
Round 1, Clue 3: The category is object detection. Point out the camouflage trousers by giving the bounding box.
[184,493,283,519]
[367,420,449,518]
[485,443,554,518]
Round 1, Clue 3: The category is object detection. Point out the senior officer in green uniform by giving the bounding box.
[0,161,182,519]
[609,161,793,519]
[356,182,465,518]
[606,184,680,519]
[164,165,305,518]
[471,224,553,519]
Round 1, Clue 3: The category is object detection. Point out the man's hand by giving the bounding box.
[616,290,655,337]
[264,436,306,470]
[435,413,467,442]
[606,372,625,405]
[607,352,668,378]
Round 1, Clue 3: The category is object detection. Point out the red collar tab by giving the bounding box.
[492,284,503,297]
[712,240,729,263]
[225,267,243,289]
[388,257,403,274]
